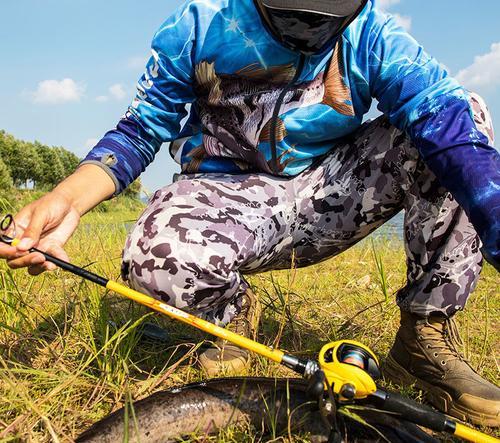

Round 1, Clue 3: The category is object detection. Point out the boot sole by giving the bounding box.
[384,354,500,427]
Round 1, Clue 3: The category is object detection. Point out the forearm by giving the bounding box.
[81,114,163,194]
[409,94,500,270]
[52,163,116,216]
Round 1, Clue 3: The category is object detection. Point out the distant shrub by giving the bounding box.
[0,157,12,192]
[123,179,142,199]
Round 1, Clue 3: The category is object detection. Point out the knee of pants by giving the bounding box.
[468,91,495,144]
[121,231,241,311]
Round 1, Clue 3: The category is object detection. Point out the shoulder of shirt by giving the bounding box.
[343,0,392,51]
[176,0,236,16]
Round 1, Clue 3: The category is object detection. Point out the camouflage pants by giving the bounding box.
[122,104,493,325]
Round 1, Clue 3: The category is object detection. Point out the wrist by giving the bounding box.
[50,186,81,214]
[53,164,116,216]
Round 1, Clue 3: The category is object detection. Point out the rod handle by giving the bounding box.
[9,237,108,287]
[370,390,499,443]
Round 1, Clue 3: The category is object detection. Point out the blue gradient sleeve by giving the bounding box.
[364,11,461,130]
[364,11,500,269]
[81,2,198,194]
[81,114,162,193]
[410,95,500,270]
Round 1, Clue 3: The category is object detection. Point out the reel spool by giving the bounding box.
[318,340,381,400]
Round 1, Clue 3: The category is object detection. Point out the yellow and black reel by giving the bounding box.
[319,340,380,400]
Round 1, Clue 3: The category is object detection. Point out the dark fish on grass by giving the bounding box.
[76,377,438,443]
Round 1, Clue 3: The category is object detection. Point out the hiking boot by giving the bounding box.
[384,310,500,427]
[199,288,261,377]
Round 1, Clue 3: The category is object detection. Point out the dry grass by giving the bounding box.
[0,201,498,441]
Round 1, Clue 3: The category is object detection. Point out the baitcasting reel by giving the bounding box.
[313,340,381,401]
[305,341,382,443]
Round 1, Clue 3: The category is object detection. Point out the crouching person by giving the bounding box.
[2,0,498,427]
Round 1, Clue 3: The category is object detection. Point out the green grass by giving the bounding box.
[0,199,498,441]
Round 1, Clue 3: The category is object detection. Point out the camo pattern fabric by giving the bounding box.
[469,93,495,146]
[122,105,492,324]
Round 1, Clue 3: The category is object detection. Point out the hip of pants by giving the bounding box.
[122,115,486,325]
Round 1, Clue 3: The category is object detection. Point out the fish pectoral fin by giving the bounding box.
[322,40,355,117]
[259,118,287,143]
[195,61,223,105]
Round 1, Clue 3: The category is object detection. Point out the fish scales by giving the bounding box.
[76,377,439,443]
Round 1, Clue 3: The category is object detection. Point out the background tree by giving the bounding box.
[55,147,80,177]
[0,137,42,188]
[0,131,16,183]
[0,131,83,189]
[0,157,12,192]
[0,131,142,200]
[34,142,65,189]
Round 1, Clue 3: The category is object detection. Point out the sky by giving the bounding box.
[0,0,499,194]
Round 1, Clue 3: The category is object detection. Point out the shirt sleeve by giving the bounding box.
[364,10,500,271]
[80,3,198,195]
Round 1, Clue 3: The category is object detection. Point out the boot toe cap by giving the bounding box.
[199,346,250,377]
[454,393,500,427]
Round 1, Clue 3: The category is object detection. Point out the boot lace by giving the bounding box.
[226,291,254,337]
[420,317,466,366]
[228,309,252,335]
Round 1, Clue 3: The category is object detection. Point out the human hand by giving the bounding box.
[0,190,80,275]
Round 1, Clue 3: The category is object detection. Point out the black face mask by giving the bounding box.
[262,8,347,54]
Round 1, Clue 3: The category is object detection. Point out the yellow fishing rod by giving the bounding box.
[0,214,497,443]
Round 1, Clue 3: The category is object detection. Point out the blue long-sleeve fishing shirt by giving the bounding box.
[82,0,500,270]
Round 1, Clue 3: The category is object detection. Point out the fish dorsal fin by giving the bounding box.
[322,41,355,116]
[259,117,287,143]
[195,61,222,105]
[237,63,296,84]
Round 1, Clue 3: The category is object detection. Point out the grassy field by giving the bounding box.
[0,195,498,441]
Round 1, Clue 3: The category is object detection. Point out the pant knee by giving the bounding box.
[122,237,183,302]
[122,232,242,314]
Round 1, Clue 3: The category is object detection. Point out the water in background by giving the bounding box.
[371,211,404,240]
[92,211,405,242]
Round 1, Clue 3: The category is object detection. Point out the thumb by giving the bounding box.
[17,209,48,251]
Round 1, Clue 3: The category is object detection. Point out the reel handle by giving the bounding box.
[306,369,326,400]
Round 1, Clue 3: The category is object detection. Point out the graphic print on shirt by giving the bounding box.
[81,0,500,271]
[468,93,495,143]
[181,42,354,174]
